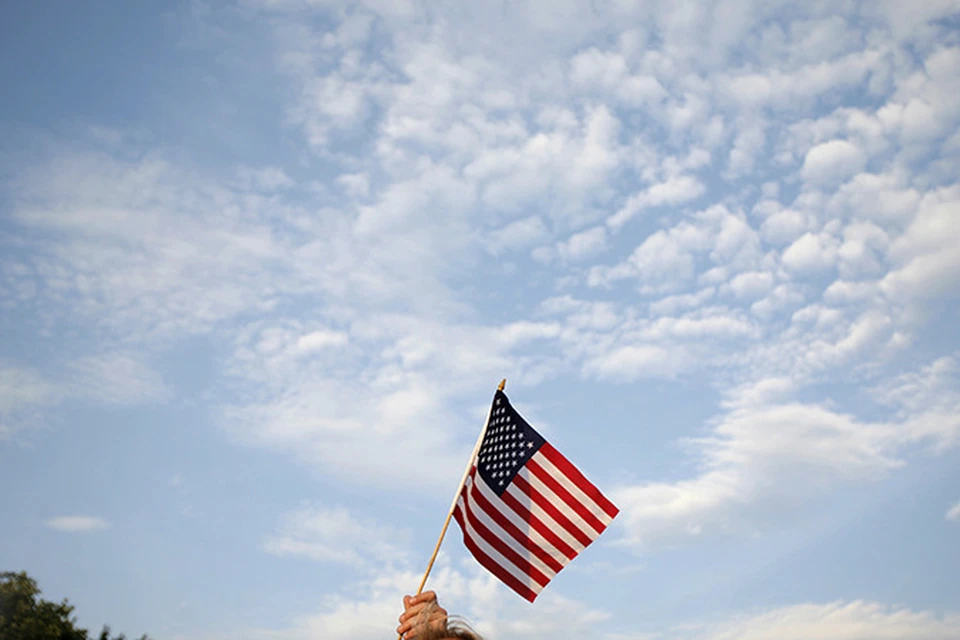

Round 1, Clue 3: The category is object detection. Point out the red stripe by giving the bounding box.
[469,481,565,573]
[540,442,619,519]
[512,474,593,548]
[527,457,606,535]
[453,505,538,602]
[500,487,578,561]
[460,492,551,587]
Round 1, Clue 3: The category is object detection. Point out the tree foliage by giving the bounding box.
[0,572,148,640]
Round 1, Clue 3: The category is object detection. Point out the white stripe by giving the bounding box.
[461,487,558,580]
[515,467,595,544]
[504,479,586,554]
[522,462,607,535]
[531,451,614,526]
[469,474,573,566]
[456,497,544,594]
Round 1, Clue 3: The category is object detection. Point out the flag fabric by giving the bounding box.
[452,390,619,602]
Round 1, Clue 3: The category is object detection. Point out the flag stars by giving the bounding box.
[478,393,545,494]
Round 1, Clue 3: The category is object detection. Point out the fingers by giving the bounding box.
[398,591,440,624]
[396,609,447,638]
[397,593,446,638]
[405,591,437,607]
[397,603,447,627]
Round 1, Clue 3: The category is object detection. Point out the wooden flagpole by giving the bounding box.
[398,379,505,639]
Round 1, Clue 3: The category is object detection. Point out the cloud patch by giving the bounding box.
[45,516,111,533]
[675,600,960,640]
[263,504,410,568]
[948,502,960,521]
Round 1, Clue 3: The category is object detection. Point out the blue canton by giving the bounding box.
[476,390,546,496]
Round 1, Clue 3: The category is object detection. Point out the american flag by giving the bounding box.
[452,390,619,602]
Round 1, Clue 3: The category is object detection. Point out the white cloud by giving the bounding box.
[570,47,628,89]
[239,166,295,192]
[760,207,810,245]
[335,173,370,199]
[677,600,960,640]
[568,44,668,108]
[288,69,377,149]
[648,288,716,316]
[222,315,570,490]
[749,283,805,319]
[721,377,796,410]
[263,504,410,567]
[223,374,465,490]
[614,401,901,547]
[822,280,879,305]
[486,216,549,255]
[296,330,349,354]
[640,313,756,342]
[584,344,691,381]
[781,232,838,275]
[68,352,170,406]
[876,47,960,145]
[466,105,623,223]
[727,121,765,176]
[801,139,867,185]
[539,296,620,331]
[614,352,960,548]
[591,227,699,293]
[45,516,111,533]
[596,203,763,294]
[727,270,774,300]
[240,560,609,640]
[871,353,960,450]
[608,175,706,230]
[829,171,920,223]
[354,163,475,236]
[836,222,889,279]
[1,354,168,438]
[0,365,59,440]
[7,150,293,338]
[558,225,608,261]
[872,0,960,41]
[881,186,960,300]
[537,225,608,263]
[948,501,960,521]
[719,48,885,112]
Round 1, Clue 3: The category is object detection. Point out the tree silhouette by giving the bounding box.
[0,571,149,640]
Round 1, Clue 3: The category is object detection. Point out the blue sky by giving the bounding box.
[1,1,959,638]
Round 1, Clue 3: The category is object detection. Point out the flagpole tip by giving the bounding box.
[498,378,506,391]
